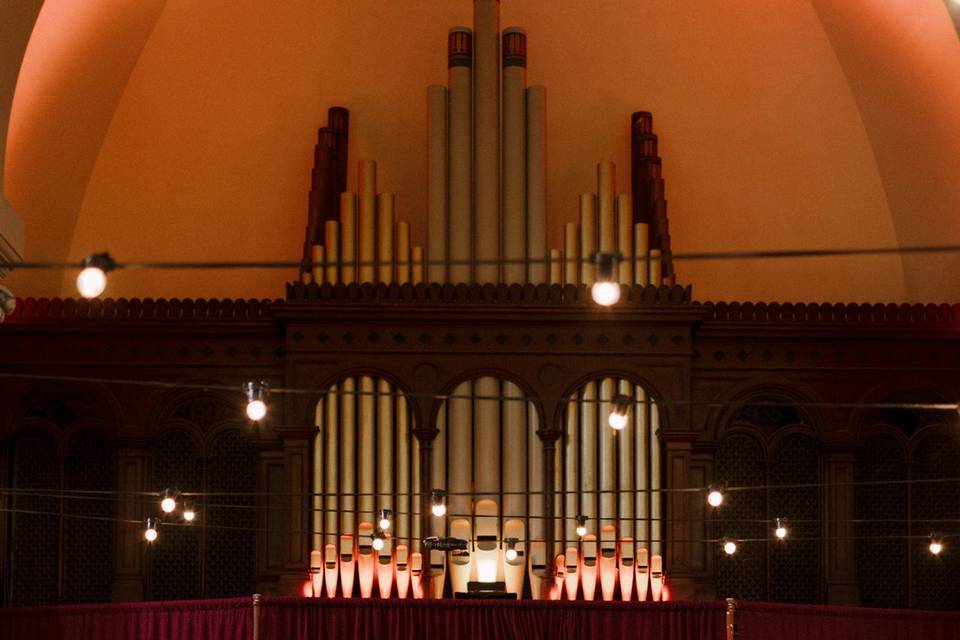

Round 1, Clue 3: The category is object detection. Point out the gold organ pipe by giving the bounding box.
[618,378,634,540]
[526,85,547,284]
[581,533,598,601]
[501,27,527,285]
[396,544,410,599]
[597,163,616,253]
[618,537,635,602]
[397,394,410,545]
[563,398,579,549]
[359,376,375,523]
[634,222,649,286]
[474,377,500,500]
[650,402,662,557]
[358,160,377,282]
[312,399,324,552]
[526,402,543,557]
[599,378,616,528]
[616,194,633,285]
[397,222,411,284]
[376,194,395,283]
[340,378,356,537]
[448,27,473,284]
[324,221,339,283]
[650,554,664,602]
[635,385,650,548]
[599,525,617,601]
[427,84,449,284]
[579,194,597,284]
[376,379,393,518]
[357,522,375,598]
[580,383,598,524]
[431,406,446,539]
[377,536,394,599]
[311,244,324,284]
[325,388,340,547]
[340,192,358,283]
[473,0,500,284]
[636,547,650,601]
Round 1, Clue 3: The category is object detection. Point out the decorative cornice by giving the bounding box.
[695,300,960,325]
[285,281,692,305]
[6,297,281,321]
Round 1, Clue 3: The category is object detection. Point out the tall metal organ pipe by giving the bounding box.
[526,85,547,284]
[473,0,500,283]
[448,28,473,284]
[501,28,527,284]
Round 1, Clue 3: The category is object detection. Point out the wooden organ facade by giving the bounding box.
[1,0,959,614]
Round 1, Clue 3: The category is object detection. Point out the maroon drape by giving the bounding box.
[0,597,252,640]
[258,597,726,640]
[736,601,960,640]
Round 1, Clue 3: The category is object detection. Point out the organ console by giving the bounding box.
[304,0,673,601]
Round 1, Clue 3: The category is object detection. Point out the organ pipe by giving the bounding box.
[501,27,526,284]
[310,550,323,597]
[579,194,597,284]
[598,162,616,253]
[340,378,356,538]
[635,386,650,548]
[563,398,579,549]
[473,0,500,284]
[616,194,633,285]
[650,402,662,556]
[636,547,649,601]
[396,544,410,598]
[397,221,411,284]
[580,384,598,524]
[564,546,579,600]
[599,525,617,601]
[564,223,580,285]
[528,540,547,600]
[311,244,324,284]
[312,400,324,552]
[475,499,500,583]
[527,402,543,559]
[358,160,377,282]
[599,379,616,528]
[358,522,375,598]
[340,192,358,282]
[376,379,393,518]
[650,554,663,602]
[635,223,650,285]
[427,84,449,284]
[325,388,339,547]
[376,193,395,283]
[359,376,375,523]
[449,518,472,593]
[448,28,473,284]
[474,378,500,499]
[324,544,338,597]
[618,538,635,601]
[411,552,425,599]
[581,534,598,601]
[397,394,410,545]
[526,85,547,284]
[324,221,339,283]
[377,536,394,599]
[340,534,355,598]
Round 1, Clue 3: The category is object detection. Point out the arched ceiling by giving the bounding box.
[4,0,959,302]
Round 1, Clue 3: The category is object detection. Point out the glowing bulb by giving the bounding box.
[591,281,621,306]
[243,381,269,421]
[77,267,107,299]
[160,490,177,514]
[144,518,158,543]
[505,547,518,562]
[723,540,737,555]
[576,515,588,538]
[431,490,447,517]
[930,539,943,556]
[379,509,391,530]
[372,535,385,552]
[774,518,787,540]
[183,504,196,522]
[707,488,724,508]
[76,252,116,299]
[608,394,631,430]
[504,537,519,562]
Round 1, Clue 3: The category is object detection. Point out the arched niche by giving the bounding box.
[311,373,419,599]
[713,386,823,604]
[430,374,541,599]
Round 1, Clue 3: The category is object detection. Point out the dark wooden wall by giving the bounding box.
[1,289,958,607]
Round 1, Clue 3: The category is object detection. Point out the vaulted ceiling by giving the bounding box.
[3,0,960,302]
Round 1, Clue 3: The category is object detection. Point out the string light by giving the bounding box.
[576,515,588,538]
[243,381,269,421]
[504,537,519,561]
[431,490,447,517]
[707,485,725,508]
[144,517,159,543]
[929,535,943,556]
[182,502,196,523]
[159,489,177,514]
[722,538,737,555]
[76,252,116,299]
[608,393,631,430]
[379,508,392,530]
[590,252,621,306]
[372,529,385,552]
[774,518,788,540]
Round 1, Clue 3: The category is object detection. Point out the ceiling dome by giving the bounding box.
[4,0,960,302]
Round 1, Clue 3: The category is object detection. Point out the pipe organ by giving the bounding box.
[306,0,671,601]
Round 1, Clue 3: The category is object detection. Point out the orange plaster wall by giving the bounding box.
[6,1,959,302]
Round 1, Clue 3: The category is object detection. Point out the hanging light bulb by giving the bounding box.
[608,393,631,430]
[431,490,447,517]
[144,517,159,543]
[182,502,196,523]
[379,509,392,531]
[590,252,622,306]
[707,485,725,508]
[76,252,116,299]
[372,529,385,552]
[504,537,519,562]
[159,489,177,514]
[576,515,588,538]
[929,535,944,556]
[722,538,737,556]
[774,518,788,540]
[243,381,269,421]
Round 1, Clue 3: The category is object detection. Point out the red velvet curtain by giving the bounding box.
[0,597,252,640]
[257,598,727,640]
[736,602,960,640]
